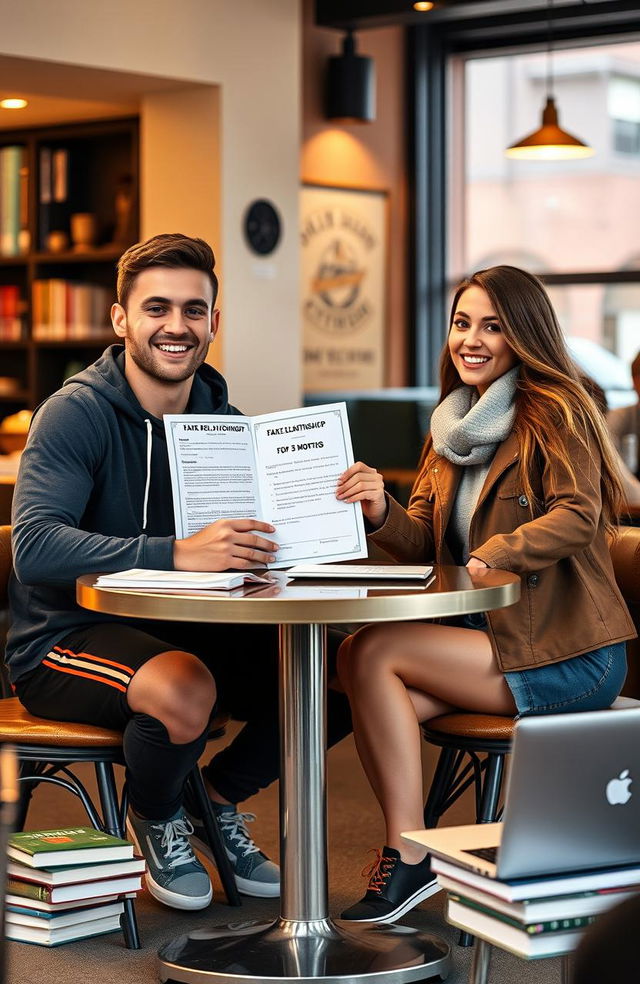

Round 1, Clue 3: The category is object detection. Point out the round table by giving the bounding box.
[77,566,520,984]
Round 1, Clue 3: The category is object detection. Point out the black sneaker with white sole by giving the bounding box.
[127,809,212,911]
[340,846,441,923]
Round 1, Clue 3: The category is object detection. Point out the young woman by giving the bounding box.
[335,265,636,924]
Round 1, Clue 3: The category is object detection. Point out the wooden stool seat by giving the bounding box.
[0,697,123,746]
[425,713,514,741]
[425,694,640,748]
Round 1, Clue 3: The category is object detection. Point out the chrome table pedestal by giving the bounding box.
[158,624,451,984]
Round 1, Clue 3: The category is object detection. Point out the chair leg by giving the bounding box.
[94,761,141,950]
[186,767,241,907]
[477,753,505,824]
[424,746,457,828]
[15,762,37,831]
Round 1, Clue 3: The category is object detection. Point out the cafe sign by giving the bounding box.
[301,185,387,392]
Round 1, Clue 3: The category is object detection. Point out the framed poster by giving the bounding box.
[301,184,388,392]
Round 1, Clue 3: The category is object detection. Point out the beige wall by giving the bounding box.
[141,85,225,373]
[0,0,301,413]
[141,86,221,280]
[301,1,408,386]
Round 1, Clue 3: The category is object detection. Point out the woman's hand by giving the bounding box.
[336,461,387,529]
[466,556,489,571]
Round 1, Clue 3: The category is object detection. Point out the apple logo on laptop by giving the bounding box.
[606,769,632,805]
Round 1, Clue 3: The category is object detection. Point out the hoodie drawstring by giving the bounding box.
[142,419,152,531]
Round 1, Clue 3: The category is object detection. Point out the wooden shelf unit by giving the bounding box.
[0,117,139,421]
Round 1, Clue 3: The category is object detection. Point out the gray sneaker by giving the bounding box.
[127,809,213,911]
[187,802,280,898]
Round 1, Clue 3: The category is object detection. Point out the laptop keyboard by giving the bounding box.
[467,846,499,862]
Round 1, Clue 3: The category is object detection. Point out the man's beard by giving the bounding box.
[126,335,207,383]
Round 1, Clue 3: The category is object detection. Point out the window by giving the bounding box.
[449,40,640,390]
[609,76,640,155]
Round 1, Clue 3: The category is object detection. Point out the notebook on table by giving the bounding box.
[404,707,640,882]
[285,564,433,581]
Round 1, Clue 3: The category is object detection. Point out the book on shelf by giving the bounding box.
[286,563,434,581]
[5,892,134,914]
[431,855,640,902]
[52,147,69,203]
[18,153,29,251]
[447,896,589,959]
[95,569,275,591]
[7,854,145,885]
[49,278,67,338]
[7,825,133,868]
[38,146,52,251]
[6,873,142,904]
[436,872,640,922]
[0,285,23,341]
[0,145,25,257]
[38,145,70,250]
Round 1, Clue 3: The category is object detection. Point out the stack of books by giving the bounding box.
[0,285,24,341]
[32,279,112,340]
[5,826,145,946]
[432,857,640,959]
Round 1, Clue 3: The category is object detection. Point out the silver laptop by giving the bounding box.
[404,707,640,880]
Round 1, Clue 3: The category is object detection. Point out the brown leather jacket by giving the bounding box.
[369,427,636,672]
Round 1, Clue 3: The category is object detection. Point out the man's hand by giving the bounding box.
[174,519,279,571]
[336,461,387,529]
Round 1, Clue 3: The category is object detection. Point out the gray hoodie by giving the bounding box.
[7,344,240,682]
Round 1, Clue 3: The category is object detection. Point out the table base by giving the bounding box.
[158,916,451,984]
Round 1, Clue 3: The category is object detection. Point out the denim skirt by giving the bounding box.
[460,613,628,718]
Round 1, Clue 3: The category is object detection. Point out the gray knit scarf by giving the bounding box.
[430,365,520,563]
[430,365,520,466]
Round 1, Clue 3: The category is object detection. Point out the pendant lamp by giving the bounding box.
[505,0,593,160]
[326,30,376,124]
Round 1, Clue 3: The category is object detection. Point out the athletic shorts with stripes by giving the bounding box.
[14,619,281,734]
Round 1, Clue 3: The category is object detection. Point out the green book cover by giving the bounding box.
[9,827,129,857]
[6,879,54,903]
[449,893,597,935]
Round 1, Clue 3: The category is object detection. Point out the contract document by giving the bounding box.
[164,402,367,569]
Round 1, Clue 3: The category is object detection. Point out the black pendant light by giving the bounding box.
[326,29,376,124]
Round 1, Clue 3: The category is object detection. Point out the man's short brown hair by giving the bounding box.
[632,351,640,379]
[116,233,219,310]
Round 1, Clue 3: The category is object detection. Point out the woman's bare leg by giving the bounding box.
[337,622,516,862]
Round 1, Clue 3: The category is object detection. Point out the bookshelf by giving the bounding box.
[0,117,139,424]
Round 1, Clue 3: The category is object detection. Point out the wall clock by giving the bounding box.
[244,199,282,256]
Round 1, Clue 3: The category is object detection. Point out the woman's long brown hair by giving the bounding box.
[436,265,624,530]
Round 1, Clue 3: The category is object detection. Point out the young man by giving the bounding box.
[7,233,351,911]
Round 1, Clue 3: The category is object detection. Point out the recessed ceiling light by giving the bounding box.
[413,2,434,11]
[1,98,28,110]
